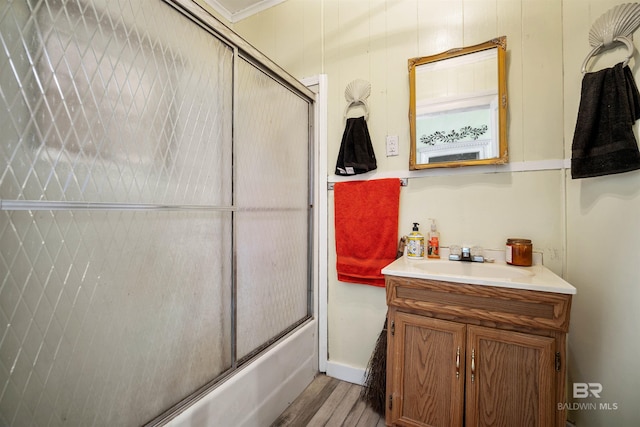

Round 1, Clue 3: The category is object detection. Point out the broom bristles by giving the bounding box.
[361,241,404,416]
[360,318,388,416]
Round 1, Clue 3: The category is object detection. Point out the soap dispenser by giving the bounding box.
[427,219,440,259]
[407,223,424,260]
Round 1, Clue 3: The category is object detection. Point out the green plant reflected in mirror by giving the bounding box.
[409,36,508,170]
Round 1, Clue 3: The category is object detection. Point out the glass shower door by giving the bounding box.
[234,57,312,362]
[0,1,313,426]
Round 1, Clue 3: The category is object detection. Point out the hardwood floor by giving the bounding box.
[272,374,386,427]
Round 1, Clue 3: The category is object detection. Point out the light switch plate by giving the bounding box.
[386,135,399,156]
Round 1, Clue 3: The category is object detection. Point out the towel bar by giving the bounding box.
[328,178,408,190]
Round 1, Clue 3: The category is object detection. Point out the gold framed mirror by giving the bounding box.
[409,36,507,170]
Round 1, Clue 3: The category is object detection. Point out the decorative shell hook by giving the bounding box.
[344,79,371,120]
[582,3,640,73]
[589,2,640,48]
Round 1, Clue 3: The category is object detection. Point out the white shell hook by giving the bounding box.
[344,79,371,120]
[581,3,640,73]
[581,36,635,73]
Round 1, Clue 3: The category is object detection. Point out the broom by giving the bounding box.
[360,316,389,415]
[360,236,406,415]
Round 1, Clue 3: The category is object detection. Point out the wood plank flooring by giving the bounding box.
[272,374,385,427]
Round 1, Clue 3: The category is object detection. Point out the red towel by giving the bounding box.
[334,178,401,287]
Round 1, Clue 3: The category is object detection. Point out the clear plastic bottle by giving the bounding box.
[406,223,424,259]
[427,219,440,259]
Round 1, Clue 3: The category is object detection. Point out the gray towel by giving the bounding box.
[571,62,640,179]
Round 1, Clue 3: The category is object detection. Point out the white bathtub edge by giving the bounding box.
[166,320,318,427]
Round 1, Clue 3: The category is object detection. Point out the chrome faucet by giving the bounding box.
[449,245,485,263]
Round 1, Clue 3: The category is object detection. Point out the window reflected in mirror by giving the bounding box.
[409,37,508,170]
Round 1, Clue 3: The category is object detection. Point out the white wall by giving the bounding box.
[562,2,640,425]
[235,1,640,425]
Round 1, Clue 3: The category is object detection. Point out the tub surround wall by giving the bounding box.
[235,1,640,426]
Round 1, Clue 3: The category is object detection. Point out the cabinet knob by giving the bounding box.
[456,346,460,379]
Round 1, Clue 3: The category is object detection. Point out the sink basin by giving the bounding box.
[381,253,576,294]
[413,259,534,280]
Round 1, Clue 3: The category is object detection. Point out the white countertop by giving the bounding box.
[381,249,576,295]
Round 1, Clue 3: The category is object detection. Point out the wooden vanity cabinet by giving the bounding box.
[385,275,572,427]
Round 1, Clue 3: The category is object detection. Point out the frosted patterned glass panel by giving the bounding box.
[235,58,311,360]
[0,209,232,426]
[1,0,314,425]
[0,1,234,426]
[0,0,233,205]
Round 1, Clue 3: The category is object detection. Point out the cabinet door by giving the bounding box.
[387,311,465,427]
[465,325,556,427]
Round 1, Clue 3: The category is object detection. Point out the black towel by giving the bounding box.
[335,116,377,175]
[571,62,640,179]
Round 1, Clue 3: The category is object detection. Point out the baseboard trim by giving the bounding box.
[325,360,367,386]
